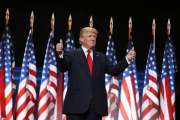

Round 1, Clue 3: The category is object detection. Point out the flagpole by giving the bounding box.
[51,13,55,38]
[68,14,72,30]
[6,8,9,25]
[110,17,113,34]
[30,11,34,35]
[167,18,171,35]
[89,15,93,28]
[152,18,156,52]
[129,16,132,39]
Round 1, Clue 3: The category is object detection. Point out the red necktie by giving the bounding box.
[87,50,93,99]
[87,50,93,76]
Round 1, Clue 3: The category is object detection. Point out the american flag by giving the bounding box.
[62,30,76,120]
[14,28,36,120]
[118,35,140,120]
[102,34,119,120]
[38,31,57,120]
[160,35,178,120]
[0,25,16,120]
[141,41,159,120]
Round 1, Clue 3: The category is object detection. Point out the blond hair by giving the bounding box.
[79,27,98,44]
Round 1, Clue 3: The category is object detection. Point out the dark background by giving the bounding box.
[0,2,179,71]
[0,1,180,117]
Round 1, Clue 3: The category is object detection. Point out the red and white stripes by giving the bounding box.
[38,64,57,120]
[102,76,119,120]
[102,74,110,120]
[15,63,36,120]
[3,82,13,120]
[62,73,68,120]
[62,86,67,120]
[160,77,174,120]
[142,69,159,120]
[54,73,63,120]
[118,76,140,120]
[109,76,119,120]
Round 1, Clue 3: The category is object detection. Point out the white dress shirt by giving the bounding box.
[81,46,93,60]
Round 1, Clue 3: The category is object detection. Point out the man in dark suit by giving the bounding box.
[56,27,136,120]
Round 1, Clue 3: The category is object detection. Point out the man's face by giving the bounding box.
[80,32,96,50]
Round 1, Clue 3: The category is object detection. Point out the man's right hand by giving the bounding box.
[56,39,63,55]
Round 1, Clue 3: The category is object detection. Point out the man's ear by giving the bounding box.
[80,37,83,43]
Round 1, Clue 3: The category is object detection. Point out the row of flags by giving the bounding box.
[103,33,178,120]
[0,24,178,120]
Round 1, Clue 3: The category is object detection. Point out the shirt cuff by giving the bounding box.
[59,51,64,58]
[125,56,131,65]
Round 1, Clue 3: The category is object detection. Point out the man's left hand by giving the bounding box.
[126,47,136,61]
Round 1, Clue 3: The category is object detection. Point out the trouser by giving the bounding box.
[66,99,102,120]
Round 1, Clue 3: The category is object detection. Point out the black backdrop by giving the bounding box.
[0,2,180,71]
[0,2,179,71]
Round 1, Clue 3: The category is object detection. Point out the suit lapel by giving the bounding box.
[77,47,91,77]
[92,49,99,78]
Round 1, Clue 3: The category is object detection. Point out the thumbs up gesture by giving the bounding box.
[126,47,136,61]
[56,39,63,55]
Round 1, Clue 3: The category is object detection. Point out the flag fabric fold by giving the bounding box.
[0,37,6,118]
[37,31,57,120]
[160,35,178,120]
[54,73,63,120]
[0,25,16,120]
[102,33,119,120]
[118,35,140,120]
[14,28,37,120]
[8,27,16,96]
[141,41,159,120]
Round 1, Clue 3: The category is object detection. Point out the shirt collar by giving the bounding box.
[81,45,93,53]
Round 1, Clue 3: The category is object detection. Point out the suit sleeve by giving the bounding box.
[105,57,129,76]
[57,51,72,72]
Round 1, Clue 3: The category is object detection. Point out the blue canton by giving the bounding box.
[143,41,157,87]
[161,35,178,93]
[105,34,117,86]
[0,26,13,85]
[63,30,76,88]
[20,29,36,82]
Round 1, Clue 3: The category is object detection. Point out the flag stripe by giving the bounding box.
[165,77,173,120]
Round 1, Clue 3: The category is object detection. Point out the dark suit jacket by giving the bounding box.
[57,47,129,116]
